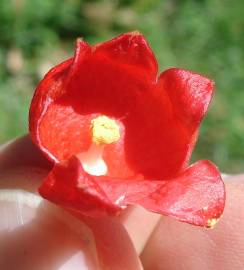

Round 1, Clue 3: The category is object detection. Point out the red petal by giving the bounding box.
[124,89,190,179]
[125,68,214,179]
[29,40,91,163]
[98,160,225,227]
[92,31,158,82]
[39,156,225,227]
[158,68,214,132]
[39,156,120,217]
[29,58,73,161]
[29,36,215,181]
[29,35,156,179]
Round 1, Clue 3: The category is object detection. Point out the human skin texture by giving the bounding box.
[0,137,243,270]
[141,174,244,270]
[0,136,159,270]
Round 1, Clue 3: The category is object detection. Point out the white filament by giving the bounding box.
[78,143,107,176]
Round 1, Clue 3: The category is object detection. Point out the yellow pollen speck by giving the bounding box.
[91,116,120,145]
[206,218,219,228]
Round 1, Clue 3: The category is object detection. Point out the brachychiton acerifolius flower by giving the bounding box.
[29,32,225,228]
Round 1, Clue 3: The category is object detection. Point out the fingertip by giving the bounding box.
[141,175,244,270]
[0,135,52,172]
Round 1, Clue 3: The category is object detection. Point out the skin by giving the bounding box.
[0,136,159,270]
[141,174,244,270]
[0,136,243,269]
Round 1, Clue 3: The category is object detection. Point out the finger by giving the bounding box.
[80,215,143,270]
[118,205,161,254]
[0,135,52,171]
[0,137,146,269]
[0,169,143,270]
[141,175,244,270]
[0,136,161,256]
[0,174,99,269]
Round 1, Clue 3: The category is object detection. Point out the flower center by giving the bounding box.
[79,115,120,176]
[91,115,120,145]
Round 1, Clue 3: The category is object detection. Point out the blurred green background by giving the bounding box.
[0,0,243,173]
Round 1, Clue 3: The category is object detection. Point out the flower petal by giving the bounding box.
[29,34,157,173]
[29,37,216,182]
[92,32,158,82]
[29,58,72,161]
[158,68,214,131]
[39,157,225,227]
[29,40,91,162]
[124,89,191,179]
[98,160,225,227]
[38,156,120,217]
[125,68,214,179]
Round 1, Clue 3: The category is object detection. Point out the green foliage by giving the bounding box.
[0,0,243,172]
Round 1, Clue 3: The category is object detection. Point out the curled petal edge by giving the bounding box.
[39,157,225,227]
[158,68,215,131]
[92,31,158,82]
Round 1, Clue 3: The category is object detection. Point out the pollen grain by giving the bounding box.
[91,115,120,145]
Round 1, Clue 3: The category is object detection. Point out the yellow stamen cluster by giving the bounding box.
[91,116,120,145]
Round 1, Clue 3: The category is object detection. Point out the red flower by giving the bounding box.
[29,32,225,227]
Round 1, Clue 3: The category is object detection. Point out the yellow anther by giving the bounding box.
[206,218,219,228]
[91,116,120,145]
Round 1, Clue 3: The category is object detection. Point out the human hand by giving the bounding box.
[0,136,159,270]
[0,136,243,269]
[141,174,244,270]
